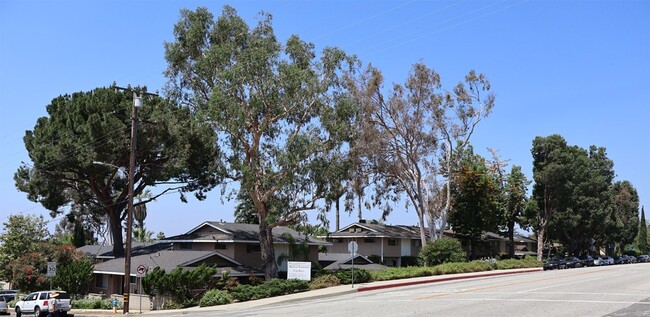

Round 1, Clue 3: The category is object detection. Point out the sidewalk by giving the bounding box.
[70,267,542,316]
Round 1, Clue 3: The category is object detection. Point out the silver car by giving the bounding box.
[0,295,8,315]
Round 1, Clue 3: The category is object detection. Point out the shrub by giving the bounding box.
[199,289,233,307]
[72,298,120,310]
[228,279,309,302]
[367,255,382,264]
[335,269,371,284]
[419,237,466,266]
[495,258,542,270]
[309,274,340,290]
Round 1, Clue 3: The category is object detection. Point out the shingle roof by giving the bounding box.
[323,222,423,239]
[318,252,388,271]
[161,221,330,246]
[92,250,261,277]
[77,242,172,259]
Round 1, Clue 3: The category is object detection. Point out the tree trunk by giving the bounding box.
[107,207,125,257]
[508,220,515,259]
[536,226,545,262]
[335,198,340,231]
[258,217,277,280]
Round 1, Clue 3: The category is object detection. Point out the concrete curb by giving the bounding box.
[357,267,544,292]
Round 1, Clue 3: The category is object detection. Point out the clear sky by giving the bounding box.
[1,0,648,238]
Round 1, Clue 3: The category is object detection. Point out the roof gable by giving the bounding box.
[327,222,422,239]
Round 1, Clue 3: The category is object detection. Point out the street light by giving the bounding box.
[112,83,156,314]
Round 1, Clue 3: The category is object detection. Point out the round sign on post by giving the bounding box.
[136,264,147,276]
[348,241,358,254]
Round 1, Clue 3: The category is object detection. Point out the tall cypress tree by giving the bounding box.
[637,206,648,254]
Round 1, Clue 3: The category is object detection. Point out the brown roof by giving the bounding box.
[322,222,423,239]
[161,221,330,246]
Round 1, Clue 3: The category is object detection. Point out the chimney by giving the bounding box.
[359,219,366,224]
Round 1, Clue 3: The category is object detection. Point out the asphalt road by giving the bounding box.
[6,264,649,317]
[184,263,650,317]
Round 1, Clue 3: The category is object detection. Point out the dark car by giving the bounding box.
[626,255,637,264]
[543,258,566,270]
[613,256,628,265]
[0,290,17,303]
[563,257,583,268]
[637,255,650,263]
[577,255,595,267]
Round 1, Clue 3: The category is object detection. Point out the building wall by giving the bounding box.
[325,237,414,266]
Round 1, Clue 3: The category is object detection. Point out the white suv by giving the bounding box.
[14,290,71,317]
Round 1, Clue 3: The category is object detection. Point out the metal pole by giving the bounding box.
[123,92,138,314]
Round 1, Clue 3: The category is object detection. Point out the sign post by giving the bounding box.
[47,262,57,290]
[347,241,358,288]
[136,264,147,313]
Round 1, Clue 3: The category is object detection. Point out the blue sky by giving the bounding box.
[1,0,648,238]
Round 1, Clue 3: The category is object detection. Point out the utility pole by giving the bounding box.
[112,82,157,314]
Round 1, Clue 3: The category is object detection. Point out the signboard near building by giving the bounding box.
[287,261,311,281]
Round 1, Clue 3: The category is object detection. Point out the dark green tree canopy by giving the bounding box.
[15,86,220,257]
[448,146,500,259]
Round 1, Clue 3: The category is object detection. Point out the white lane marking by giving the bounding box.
[432,298,650,305]
[517,275,608,293]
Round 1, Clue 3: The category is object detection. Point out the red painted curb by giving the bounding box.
[356,268,543,292]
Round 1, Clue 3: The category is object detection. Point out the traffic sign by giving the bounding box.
[136,264,147,276]
[47,262,57,277]
[348,241,358,254]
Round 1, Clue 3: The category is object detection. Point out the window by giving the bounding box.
[364,238,375,243]
[95,275,108,288]
[214,243,227,250]
[412,240,422,247]
[388,239,397,246]
[39,292,48,300]
[247,244,261,253]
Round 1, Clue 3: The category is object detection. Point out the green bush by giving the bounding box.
[419,237,466,266]
[335,269,371,284]
[72,298,121,310]
[495,258,542,269]
[309,274,340,290]
[141,263,216,306]
[367,255,383,264]
[229,279,309,302]
[199,289,233,307]
[371,266,435,281]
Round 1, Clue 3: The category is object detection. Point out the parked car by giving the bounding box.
[0,290,17,303]
[14,290,71,317]
[599,256,614,265]
[637,255,650,263]
[562,257,583,268]
[577,255,595,267]
[613,256,627,265]
[626,255,637,264]
[543,258,566,270]
[0,296,9,315]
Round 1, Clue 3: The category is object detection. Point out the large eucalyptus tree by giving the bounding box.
[164,6,358,279]
[15,87,220,257]
[349,63,494,246]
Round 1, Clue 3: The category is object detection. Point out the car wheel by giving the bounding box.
[33,306,40,317]
[15,307,21,317]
